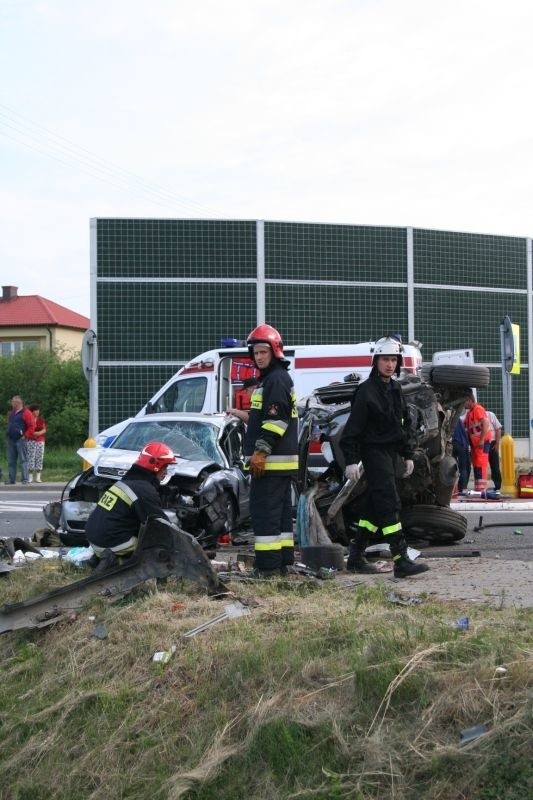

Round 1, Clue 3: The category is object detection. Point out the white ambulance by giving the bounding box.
[141,340,424,416]
[95,340,423,445]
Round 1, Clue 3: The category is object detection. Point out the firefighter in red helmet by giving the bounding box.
[340,336,429,578]
[85,441,177,569]
[244,324,298,576]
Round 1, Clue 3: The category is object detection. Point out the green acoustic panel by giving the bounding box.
[98,365,179,430]
[97,283,257,362]
[97,219,257,278]
[265,222,407,281]
[414,229,527,289]
[93,218,533,439]
[477,369,529,439]
[265,285,409,345]
[414,288,528,363]
[510,372,528,440]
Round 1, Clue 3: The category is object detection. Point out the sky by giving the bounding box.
[2,0,533,320]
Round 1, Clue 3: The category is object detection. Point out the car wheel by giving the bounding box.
[221,491,237,533]
[401,505,467,545]
[425,364,490,388]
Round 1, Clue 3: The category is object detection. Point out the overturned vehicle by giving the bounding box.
[297,363,490,547]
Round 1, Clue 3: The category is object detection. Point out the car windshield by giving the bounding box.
[111,420,223,466]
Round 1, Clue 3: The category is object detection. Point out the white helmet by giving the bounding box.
[372,336,403,374]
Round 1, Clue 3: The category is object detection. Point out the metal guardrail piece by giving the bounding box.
[0,517,227,635]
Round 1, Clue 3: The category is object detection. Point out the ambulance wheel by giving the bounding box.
[423,365,490,388]
[401,505,467,544]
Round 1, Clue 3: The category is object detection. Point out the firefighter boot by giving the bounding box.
[346,529,380,574]
[388,532,429,578]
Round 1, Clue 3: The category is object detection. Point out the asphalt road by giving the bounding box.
[0,485,64,540]
[1,486,532,562]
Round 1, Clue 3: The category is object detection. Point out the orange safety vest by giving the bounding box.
[465,403,488,447]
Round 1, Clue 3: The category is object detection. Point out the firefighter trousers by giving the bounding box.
[250,474,294,571]
[357,443,403,535]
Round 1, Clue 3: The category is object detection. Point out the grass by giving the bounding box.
[0,445,84,484]
[0,564,531,799]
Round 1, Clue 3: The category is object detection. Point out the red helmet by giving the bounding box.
[135,441,177,472]
[247,324,286,360]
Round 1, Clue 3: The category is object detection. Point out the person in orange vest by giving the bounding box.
[227,377,259,423]
[464,391,491,493]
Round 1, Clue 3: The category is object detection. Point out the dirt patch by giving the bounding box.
[337,557,533,609]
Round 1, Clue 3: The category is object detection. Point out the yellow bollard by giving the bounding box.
[82,437,97,471]
[500,433,517,496]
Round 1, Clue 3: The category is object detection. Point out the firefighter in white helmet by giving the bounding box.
[340,336,429,578]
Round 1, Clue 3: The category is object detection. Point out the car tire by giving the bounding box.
[401,505,467,545]
[221,491,237,533]
[300,543,346,571]
[425,364,490,388]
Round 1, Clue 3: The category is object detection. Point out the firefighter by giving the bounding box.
[340,336,429,578]
[244,324,298,576]
[85,441,177,569]
[464,391,491,493]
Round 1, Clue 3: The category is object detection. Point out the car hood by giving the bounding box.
[77,447,220,481]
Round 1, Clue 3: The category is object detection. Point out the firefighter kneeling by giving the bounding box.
[85,442,177,570]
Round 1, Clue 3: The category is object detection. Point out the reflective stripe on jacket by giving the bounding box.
[85,465,165,550]
[244,361,299,475]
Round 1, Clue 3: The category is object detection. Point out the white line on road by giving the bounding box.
[0,501,45,512]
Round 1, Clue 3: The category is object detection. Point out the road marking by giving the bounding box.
[0,501,45,513]
[451,501,533,512]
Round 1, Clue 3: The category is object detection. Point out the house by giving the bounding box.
[0,286,89,359]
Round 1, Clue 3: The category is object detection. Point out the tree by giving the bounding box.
[0,349,89,447]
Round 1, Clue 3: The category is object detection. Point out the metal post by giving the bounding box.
[256,220,265,324]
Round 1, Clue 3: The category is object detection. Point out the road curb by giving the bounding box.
[451,500,533,511]
[0,483,65,492]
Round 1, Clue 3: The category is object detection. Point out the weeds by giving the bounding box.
[0,566,531,799]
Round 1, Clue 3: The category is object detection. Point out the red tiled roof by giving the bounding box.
[0,296,90,330]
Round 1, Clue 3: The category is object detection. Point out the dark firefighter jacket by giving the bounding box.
[85,464,165,550]
[244,360,299,475]
[340,371,415,465]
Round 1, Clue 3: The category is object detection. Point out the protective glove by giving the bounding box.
[249,450,268,478]
[402,459,414,477]
[344,462,362,482]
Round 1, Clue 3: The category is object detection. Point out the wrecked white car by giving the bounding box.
[44,413,251,550]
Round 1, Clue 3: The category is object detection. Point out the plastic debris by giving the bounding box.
[38,549,61,559]
[13,549,42,563]
[152,645,177,663]
[494,666,508,676]
[452,615,469,631]
[459,723,489,746]
[91,624,107,640]
[65,546,95,566]
[317,567,336,580]
[386,592,423,606]
[182,601,251,637]
[513,529,523,536]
